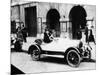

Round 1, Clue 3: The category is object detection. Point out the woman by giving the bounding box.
[43,29,53,43]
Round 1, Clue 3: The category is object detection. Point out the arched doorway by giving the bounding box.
[69,5,87,39]
[46,9,60,37]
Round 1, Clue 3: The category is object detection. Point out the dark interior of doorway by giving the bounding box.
[46,9,60,37]
[25,6,37,37]
[69,5,87,39]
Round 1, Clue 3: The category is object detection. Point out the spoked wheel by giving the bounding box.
[66,50,81,67]
[30,47,41,61]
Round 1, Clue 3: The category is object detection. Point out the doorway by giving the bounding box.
[69,5,87,39]
[25,6,37,37]
[46,9,60,37]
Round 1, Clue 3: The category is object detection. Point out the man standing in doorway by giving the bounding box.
[85,26,89,43]
[21,23,27,42]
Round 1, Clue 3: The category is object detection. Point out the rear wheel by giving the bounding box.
[29,45,41,61]
[65,50,81,67]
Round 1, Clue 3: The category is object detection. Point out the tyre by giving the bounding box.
[65,50,81,67]
[29,45,41,61]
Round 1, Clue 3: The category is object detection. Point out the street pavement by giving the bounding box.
[11,37,96,74]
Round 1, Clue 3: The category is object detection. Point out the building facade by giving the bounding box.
[11,1,96,39]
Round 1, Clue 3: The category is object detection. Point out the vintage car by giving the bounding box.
[28,37,91,67]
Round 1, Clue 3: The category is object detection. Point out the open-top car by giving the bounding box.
[28,37,91,67]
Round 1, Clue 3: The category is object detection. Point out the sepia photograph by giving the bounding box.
[10,0,96,74]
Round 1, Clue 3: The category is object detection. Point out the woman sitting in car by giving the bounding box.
[43,28,54,43]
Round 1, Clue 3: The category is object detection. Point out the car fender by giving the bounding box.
[65,47,81,55]
[28,44,41,54]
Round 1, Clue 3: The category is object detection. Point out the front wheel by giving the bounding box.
[65,50,81,67]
